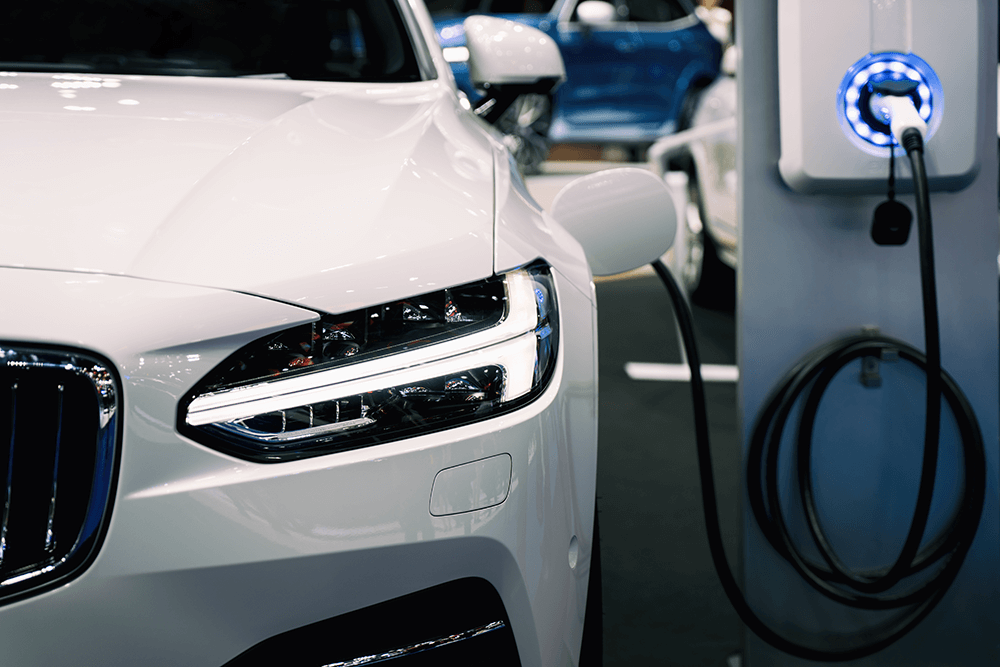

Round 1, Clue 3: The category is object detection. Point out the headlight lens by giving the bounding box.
[179,262,558,462]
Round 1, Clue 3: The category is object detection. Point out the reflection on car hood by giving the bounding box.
[0,74,496,314]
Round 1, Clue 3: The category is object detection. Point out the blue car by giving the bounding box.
[429,0,722,169]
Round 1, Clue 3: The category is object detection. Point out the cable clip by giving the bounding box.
[859,327,898,388]
[860,356,882,388]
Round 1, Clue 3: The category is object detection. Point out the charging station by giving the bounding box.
[736,1,998,664]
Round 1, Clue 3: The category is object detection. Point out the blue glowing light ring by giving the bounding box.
[836,52,943,158]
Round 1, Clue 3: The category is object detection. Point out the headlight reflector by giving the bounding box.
[179,262,557,462]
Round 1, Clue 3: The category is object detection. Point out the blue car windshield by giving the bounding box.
[0,0,423,82]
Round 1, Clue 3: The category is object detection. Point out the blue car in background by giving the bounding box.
[429,0,722,170]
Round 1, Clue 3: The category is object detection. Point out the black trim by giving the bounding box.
[473,79,563,124]
[222,577,521,667]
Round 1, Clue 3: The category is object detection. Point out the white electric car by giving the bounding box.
[0,1,675,665]
[650,46,737,307]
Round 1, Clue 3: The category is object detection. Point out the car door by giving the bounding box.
[553,0,649,138]
[552,0,716,141]
[621,0,703,123]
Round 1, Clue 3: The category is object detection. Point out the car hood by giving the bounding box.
[0,74,496,314]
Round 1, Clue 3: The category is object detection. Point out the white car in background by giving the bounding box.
[0,1,674,665]
[651,45,737,307]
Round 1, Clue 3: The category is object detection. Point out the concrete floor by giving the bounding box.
[595,274,742,667]
[526,163,743,667]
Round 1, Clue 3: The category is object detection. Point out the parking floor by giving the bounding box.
[595,273,741,667]
[527,163,743,667]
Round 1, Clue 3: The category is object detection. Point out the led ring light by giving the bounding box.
[836,52,943,156]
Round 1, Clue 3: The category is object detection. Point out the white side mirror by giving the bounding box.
[576,0,617,25]
[464,15,566,87]
[551,168,677,277]
[721,45,737,77]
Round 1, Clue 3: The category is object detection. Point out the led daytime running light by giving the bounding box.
[180,264,558,462]
[187,331,537,427]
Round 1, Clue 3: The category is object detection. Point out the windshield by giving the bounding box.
[0,0,424,82]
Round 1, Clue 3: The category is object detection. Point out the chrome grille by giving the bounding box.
[0,345,118,604]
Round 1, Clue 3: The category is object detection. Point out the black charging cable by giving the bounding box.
[652,129,986,661]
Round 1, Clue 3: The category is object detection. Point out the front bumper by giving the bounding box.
[0,266,598,667]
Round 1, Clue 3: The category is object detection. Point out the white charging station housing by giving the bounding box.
[778,0,980,193]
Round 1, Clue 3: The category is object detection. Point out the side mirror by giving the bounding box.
[551,168,677,277]
[576,0,617,25]
[721,45,737,77]
[464,15,566,123]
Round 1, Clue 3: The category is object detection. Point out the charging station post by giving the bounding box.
[737,1,998,664]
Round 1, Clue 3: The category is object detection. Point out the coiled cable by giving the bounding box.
[652,130,986,661]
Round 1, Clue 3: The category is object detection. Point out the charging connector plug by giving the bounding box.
[871,79,928,146]
[885,96,928,145]
[869,82,927,247]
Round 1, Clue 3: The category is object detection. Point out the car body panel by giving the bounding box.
[0,1,602,665]
[685,73,737,263]
[648,70,736,272]
[553,13,713,140]
[0,75,497,315]
[433,0,721,144]
[0,263,597,667]
[493,147,595,295]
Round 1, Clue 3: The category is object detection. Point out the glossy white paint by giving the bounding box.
[0,262,597,667]
[648,75,738,270]
[575,0,618,25]
[407,0,460,86]
[551,167,677,277]
[0,75,496,315]
[464,15,566,87]
[429,453,513,516]
[493,149,595,294]
[721,44,738,76]
[0,3,606,663]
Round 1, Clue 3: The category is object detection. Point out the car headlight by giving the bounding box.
[179,262,557,462]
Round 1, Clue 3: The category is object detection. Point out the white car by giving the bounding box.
[0,2,674,665]
[650,46,737,307]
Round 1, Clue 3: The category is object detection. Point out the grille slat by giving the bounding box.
[44,384,65,554]
[0,346,119,605]
[1,381,17,567]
